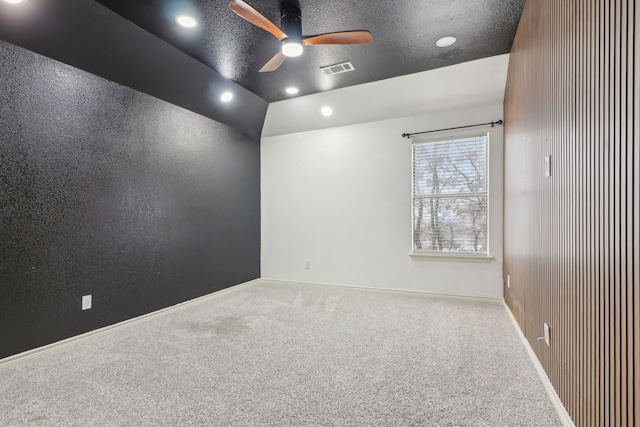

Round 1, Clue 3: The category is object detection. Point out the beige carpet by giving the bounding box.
[0,280,562,426]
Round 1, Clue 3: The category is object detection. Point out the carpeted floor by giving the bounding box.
[0,280,562,426]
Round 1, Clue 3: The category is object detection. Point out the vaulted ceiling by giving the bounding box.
[94,0,525,102]
[0,0,526,136]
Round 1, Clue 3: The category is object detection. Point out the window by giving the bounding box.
[412,132,489,256]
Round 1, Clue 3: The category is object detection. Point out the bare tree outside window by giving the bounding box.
[412,135,488,254]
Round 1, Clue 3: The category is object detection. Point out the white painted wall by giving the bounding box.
[261,55,509,298]
[261,103,505,298]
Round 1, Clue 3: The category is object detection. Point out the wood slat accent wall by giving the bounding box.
[503,0,639,426]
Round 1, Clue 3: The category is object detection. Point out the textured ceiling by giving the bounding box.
[0,0,268,137]
[94,0,526,102]
[0,0,525,136]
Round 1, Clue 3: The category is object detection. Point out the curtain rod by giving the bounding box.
[401,120,503,139]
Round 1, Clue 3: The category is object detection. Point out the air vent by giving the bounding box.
[320,61,355,76]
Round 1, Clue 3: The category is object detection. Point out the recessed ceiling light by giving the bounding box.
[220,91,234,103]
[321,106,333,117]
[2,0,25,4]
[285,87,299,95]
[436,36,457,48]
[176,15,198,28]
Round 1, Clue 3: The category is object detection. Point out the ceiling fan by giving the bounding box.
[229,0,373,72]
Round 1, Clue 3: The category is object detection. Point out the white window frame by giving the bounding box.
[410,127,493,263]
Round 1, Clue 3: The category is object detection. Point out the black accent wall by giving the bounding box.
[0,40,260,359]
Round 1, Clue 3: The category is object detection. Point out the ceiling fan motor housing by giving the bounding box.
[281,6,302,40]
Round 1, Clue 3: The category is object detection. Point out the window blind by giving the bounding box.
[412,134,489,254]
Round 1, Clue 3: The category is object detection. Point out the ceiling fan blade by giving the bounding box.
[229,0,287,41]
[259,51,286,72]
[304,31,373,45]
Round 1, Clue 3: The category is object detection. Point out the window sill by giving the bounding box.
[410,252,494,263]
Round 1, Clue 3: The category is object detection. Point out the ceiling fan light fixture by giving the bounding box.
[280,6,303,58]
[281,39,303,57]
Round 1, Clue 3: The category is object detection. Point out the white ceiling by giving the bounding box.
[262,53,510,137]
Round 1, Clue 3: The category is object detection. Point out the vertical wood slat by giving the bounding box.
[503,0,639,426]
[577,0,585,422]
[618,3,628,426]
[598,1,607,424]
[631,0,636,415]
[587,1,595,422]
[626,4,636,426]
[625,0,635,415]
[593,3,599,423]
[614,2,621,424]
[633,2,639,425]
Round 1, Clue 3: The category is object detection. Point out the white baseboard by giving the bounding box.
[0,279,261,370]
[259,277,504,303]
[503,302,576,427]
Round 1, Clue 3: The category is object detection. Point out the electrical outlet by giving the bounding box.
[507,275,511,288]
[82,295,92,310]
[543,323,550,346]
[305,260,311,270]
